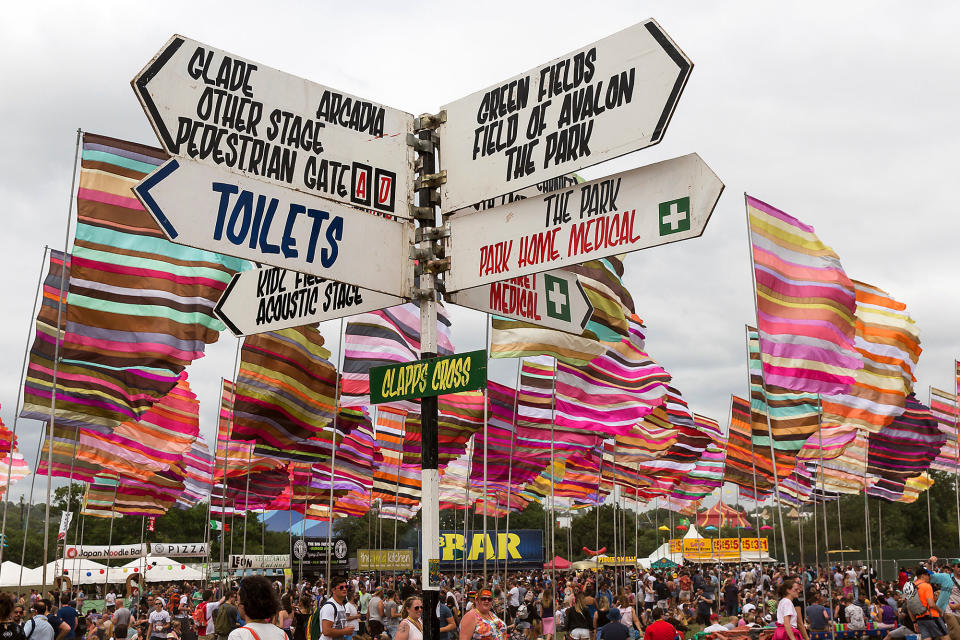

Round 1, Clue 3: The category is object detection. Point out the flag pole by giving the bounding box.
[42,128,82,596]
[741,188,791,567]
[482,314,490,585]
[19,426,49,588]
[0,245,50,568]
[549,357,558,640]
[954,362,960,553]
[325,316,346,589]
[502,359,521,600]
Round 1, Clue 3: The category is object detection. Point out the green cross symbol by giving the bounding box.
[659,197,691,235]
[543,274,571,322]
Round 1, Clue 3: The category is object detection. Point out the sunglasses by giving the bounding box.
[413,606,422,611]
[479,597,493,602]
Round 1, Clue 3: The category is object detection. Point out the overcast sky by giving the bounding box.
[1,1,958,504]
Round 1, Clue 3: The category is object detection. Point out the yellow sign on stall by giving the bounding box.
[668,538,767,561]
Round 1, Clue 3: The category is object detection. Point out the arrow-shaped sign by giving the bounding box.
[439,19,693,212]
[445,153,723,292]
[448,270,593,335]
[214,266,406,336]
[132,35,414,217]
[133,157,413,297]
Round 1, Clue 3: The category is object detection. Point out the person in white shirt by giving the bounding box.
[24,601,56,640]
[105,591,116,608]
[228,576,286,640]
[149,602,171,640]
[776,579,802,640]
[320,579,351,640]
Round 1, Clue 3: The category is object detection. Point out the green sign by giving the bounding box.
[369,350,487,404]
[658,196,691,235]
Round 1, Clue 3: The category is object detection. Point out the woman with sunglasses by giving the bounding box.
[394,598,423,640]
[458,590,511,640]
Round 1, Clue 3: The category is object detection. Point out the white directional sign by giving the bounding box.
[215,266,405,336]
[134,157,413,297]
[445,153,723,292]
[439,19,693,212]
[448,270,593,335]
[133,35,414,217]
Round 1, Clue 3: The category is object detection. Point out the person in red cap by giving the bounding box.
[459,590,511,640]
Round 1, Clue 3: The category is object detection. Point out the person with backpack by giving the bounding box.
[318,578,351,640]
[911,568,949,640]
[24,601,56,640]
[214,593,240,640]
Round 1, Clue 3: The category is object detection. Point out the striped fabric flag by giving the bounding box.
[400,392,484,468]
[724,395,794,496]
[820,281,921,433]
[22,134,247,431]
[178,435,213,508]
[747,326,819,451]
[214,380,283,480]
[867,394,945,481]
[371,406,419,506]
[554,319,670,435]
[668,442,726,506]
[929,387,959,472]
[796,424,857,461]
[490,257,636,365]
[746,195,861,395]
[231,326,338,451]
[341,303,454,409]
[68,372,199,478]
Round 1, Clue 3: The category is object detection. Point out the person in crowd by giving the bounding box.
[149,601,172,640]
[642,608,675,640]
[615,595,641,639]
[344,593,360,640]
[383,592,400,640]
[597,608,627,640]
[227,577,284,640]
[914,567,950,640]
[213,591,239,640]
[437,593,457,640]
[593,596,611,633]
[776,579,802,640]
[172,606,195,640]
[394,598,422,640]
[804,592,830,633]
[277,595,294,640]
[319,578,350,640]
[24,600,56,640]
[0,594,25,640]
[292,597,311,640]
[58,596,78,640]
[539,590,554,640]
[367,589,384,640]
[458,590,508,640]
[564,592,593,640]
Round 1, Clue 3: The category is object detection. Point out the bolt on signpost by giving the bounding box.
[130,20,721,640]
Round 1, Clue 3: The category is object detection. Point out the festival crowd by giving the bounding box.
[1,557,960,640]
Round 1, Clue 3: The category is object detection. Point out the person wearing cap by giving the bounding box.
[458,590,509,640]
[597,607,628,640]
[914,566,949,640]
[942,560,960,640]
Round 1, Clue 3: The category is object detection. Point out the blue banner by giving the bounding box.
[437,529,543,565]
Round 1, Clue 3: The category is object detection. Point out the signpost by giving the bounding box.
[448,269,593,335]
[132,35,414,216]
[368,350,487,404]
[214,266,405,336]
[149,542,209,557]
[438,19,692,212]
[131,23,712,640]
[445,154,723,292]
[357,549,414,571]
[133,157,413,297]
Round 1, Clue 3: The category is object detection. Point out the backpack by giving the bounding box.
[308,600,337,640]
[902,582,928,618]
[214,604,234,636]
[517,604,528,620]
[193,601,208,628]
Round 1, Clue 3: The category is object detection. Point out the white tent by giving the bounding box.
[0,561,27,588]
[18,559,110,586]
[119,556,204,582]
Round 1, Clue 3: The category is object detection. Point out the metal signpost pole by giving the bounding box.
[413,114,446,640]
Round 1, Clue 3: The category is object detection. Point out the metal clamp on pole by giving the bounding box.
[416,171,447,190]
[414,110,446,131]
